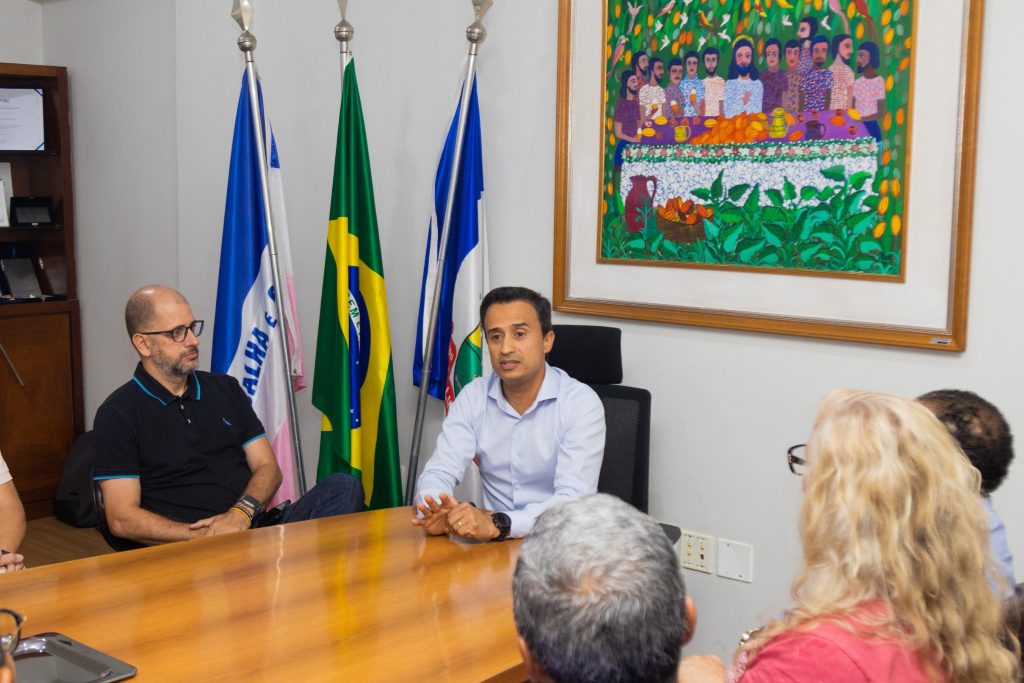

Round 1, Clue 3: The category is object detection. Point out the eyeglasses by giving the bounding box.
[137,320,204,343]
[787,444,807,476]
[0,608,24,655]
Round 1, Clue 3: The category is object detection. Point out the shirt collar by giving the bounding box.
[132,362,200,406]
[486,363,560,416]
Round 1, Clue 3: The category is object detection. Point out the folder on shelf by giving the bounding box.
[37,255,67,296]
[0,258,45,300]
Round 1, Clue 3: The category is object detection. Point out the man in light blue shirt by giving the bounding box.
[412,287,605,540]
[919,389,1017,597]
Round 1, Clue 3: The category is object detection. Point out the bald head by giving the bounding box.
[125,285,188,336]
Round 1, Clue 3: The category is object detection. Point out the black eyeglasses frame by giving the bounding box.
[136,319,204,343]
[787,444,807,476]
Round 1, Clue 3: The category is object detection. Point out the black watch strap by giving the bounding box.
[238,494,262,516]
[491,512,511,542]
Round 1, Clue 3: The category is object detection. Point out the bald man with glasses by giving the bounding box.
[92,285,362,546]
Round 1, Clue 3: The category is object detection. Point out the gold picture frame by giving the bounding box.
[553,0,984,351]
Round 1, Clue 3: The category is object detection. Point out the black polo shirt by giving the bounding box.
[92,363,265,523]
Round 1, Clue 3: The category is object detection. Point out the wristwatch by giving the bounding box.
[490,512,511,542]
[237,494,262,516]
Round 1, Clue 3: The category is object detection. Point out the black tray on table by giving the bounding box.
[12,632,136,682]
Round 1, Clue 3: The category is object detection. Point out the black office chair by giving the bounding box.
[55,431,99,528]
[91,472,146,552]
[64,430,140,551]
[547,324,680,545]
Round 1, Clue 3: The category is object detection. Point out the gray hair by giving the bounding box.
[512,494,686,683]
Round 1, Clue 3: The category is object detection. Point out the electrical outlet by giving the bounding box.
[680,529,714,573]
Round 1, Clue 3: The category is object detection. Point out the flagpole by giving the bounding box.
[405,1,491,506]
[232,1,308,495]
[336,0,353,75]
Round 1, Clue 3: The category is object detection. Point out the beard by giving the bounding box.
[736,64,751,76]
[839,54,851,65]
[152,343,199,378]
[857,63,867,73]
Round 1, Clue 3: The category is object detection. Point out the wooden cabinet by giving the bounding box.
[0,310,80,518]
[0,64,83,519]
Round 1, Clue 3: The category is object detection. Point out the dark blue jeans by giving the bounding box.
[277,473,365,523]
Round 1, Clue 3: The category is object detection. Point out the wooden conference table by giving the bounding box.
[0,507,527,682]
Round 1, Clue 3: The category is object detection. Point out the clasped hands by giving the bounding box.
[411,492,498,541]
[188,507,252,538]
[0,550,25,573]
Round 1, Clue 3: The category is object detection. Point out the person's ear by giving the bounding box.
[131,332,150,358]
[682,595,698,646]
[517,635,550,683]
[542,330,555,355]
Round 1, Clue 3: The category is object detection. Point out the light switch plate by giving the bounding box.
[717,538,753,583]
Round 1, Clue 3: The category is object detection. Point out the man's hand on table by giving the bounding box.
[411,493,458,535]
[189,508,251,538]
[0,550,25,573]
[446,501,499,541]
[412,494,502,541]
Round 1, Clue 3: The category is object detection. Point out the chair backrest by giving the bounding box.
[55,430,98,527]
[546,325,623,385]
[92,476,145,552]
[592,383,651,514]
[547,324,650,513]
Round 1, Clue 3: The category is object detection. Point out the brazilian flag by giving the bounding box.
[312,59,401,509]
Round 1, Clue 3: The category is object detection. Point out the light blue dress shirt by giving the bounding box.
[983,495,1016,598]
[415,365,605,538]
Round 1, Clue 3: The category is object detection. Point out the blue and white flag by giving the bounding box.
[414,77,489,411]
[213,73,305,507]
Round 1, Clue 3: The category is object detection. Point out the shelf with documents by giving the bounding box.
[0,63,82,519]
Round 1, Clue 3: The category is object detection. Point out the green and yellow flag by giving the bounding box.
[312,60,401,509]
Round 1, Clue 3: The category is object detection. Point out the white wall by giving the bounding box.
[29,0,1024,662]
[0,0,42,64]
[41,0,180,412]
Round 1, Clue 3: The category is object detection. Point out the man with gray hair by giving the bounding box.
[512,494,697,683]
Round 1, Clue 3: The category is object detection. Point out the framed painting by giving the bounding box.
[553,0,984,351]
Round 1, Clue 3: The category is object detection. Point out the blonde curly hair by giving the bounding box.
[743,389,1019,682]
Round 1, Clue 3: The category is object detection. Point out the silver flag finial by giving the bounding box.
[472,0,493,22]
[335,0,353,46]
[231,0,254,33]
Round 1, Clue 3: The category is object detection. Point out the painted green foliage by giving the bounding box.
[603,164,899,273]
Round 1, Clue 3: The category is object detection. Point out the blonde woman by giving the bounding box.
[681,390,1020,683]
